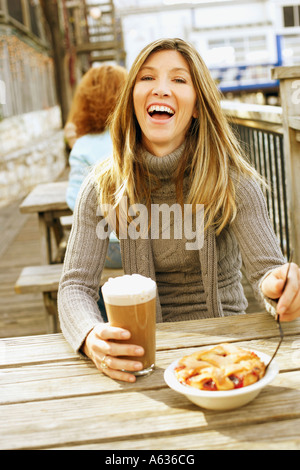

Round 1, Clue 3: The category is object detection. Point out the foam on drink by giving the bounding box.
[102,274,156,306]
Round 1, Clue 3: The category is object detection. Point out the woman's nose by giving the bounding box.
[152,81,171,97]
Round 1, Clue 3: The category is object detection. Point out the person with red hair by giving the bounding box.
[64,64,128,211]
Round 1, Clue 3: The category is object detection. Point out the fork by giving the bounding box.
[265,249,293,371]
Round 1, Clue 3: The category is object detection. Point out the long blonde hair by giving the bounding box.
[95,38,260,235]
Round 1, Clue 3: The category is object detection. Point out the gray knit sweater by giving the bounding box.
[58,144,285,353]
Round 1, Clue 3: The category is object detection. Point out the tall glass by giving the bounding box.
[102,274,157,375]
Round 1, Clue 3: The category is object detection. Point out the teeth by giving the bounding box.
[148,105,174,115]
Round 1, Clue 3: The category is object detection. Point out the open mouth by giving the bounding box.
[147,104,175,120]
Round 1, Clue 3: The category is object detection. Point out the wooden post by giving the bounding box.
[21,0,30,30]
[271,66,300,265]
[39,0,70,125]
[0,0,9,20]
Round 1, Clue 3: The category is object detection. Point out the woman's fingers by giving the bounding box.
[83,323,145,382]
[94,326,144,358]
[93,322,131,341]
[98,351,144,383]
[261,264,288,299]
[276,263,299,310]
[262,263,300,321]
[101,365,138,383]
[105,354,143,371]
[277,265,300,320]
[262,263,297,298]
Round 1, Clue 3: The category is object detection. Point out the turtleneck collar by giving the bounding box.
[141,142,186,179]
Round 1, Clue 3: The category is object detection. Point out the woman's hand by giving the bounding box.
[82,323,145,382]
[261,262,300,321]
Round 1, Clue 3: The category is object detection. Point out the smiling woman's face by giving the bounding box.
[133,50,198,157]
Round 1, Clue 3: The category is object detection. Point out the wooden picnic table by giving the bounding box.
[1,312,300,450]
[19,181,72,264]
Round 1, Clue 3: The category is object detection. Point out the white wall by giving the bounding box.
[122,9,192,68]
[120,0,300,70]
[0,106,66,206]
[121,1,273,68]
[193,2,269,28]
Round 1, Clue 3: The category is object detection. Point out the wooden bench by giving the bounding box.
[15,264,124,333]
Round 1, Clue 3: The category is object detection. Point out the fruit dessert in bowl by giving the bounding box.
[164,343,278,410]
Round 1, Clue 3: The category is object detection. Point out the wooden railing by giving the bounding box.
[272,66,300,266]
[222,100,290,259]
[222,65,300,263]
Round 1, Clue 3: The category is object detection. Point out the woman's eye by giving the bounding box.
[141,76,154,81]
[174,78,186,83]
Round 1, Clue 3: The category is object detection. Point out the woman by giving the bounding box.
[58,38,300,383]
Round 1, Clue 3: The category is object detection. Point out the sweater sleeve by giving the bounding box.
[230,172,286,314]
[58,171,109,352]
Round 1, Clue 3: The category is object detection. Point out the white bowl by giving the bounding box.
[164,348,279,410]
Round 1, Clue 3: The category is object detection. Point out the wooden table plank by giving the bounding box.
[14,264,64,294]
[14,265,124,294]
[1,313,300,367]
[0,333,76,367]
[58,418,300,450]
[157,313,300,350]
[0,371,299,450]
[66,420,300,450]
[19,182,69,214]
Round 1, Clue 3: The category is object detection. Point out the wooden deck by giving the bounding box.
[0,168,70,338]
[0,170,263,339]
[0,199,48,337]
